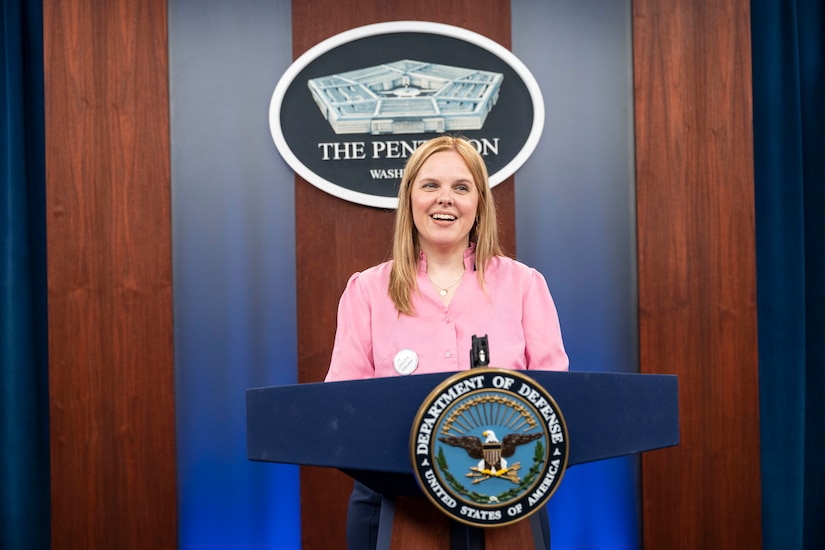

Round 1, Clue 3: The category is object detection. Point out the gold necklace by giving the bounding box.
[427,272,464,296]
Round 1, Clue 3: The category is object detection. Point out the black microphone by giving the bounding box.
[470,335,489,368]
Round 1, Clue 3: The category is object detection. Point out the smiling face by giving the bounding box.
[410,150,480,255]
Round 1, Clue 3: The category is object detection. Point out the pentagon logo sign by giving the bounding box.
[410,369,568,528]
[269,21,545,209]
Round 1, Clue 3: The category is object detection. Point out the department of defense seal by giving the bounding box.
[410,369,568,528]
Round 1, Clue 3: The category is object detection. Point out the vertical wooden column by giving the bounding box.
[633,0,762,548]
[43,1,177,548]
[291,3,513,548]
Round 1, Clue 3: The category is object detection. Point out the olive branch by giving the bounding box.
[435,442,546,505]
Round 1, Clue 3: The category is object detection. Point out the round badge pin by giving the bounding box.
[394,349,418,375]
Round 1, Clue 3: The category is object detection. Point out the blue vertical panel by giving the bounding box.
[513,1,639,548]
[168,0,300,548]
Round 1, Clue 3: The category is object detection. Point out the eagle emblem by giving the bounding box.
[439,429,542,484]
[410,368,568,527]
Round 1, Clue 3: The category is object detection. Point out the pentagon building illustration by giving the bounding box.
[307,60,503,135]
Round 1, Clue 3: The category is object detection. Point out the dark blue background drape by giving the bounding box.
[1,0,822,548]
[1,0,50,549]
[751,0,825,548]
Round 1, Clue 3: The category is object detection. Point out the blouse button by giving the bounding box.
[445,351,451,358]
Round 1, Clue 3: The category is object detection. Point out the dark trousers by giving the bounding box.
[346,481,383,550]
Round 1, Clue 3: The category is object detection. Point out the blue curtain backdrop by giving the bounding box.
[168,1,300,548]
[0,0,50,549]
[512,2,639,548]
[751,0,825,548]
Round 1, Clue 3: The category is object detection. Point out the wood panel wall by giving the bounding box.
[633,1,762,548]
[43,1,177,548]
[291,2,514,548]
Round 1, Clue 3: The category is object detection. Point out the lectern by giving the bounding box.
[247,371,678,549]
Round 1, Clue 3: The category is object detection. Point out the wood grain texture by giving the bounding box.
[292,2,513,547]
[390,498,452,549]
[633,0,761,547]
[388,497,537,548]
[43,1,177,548]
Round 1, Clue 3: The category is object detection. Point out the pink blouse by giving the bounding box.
[325,247,569,381]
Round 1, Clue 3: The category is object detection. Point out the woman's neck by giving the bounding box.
[420,242,468,275]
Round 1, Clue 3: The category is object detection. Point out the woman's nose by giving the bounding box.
[437,190,453,204]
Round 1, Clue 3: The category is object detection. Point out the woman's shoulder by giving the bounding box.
[485,255,551,294]
[346,259,393,288]
[487,254,536,278]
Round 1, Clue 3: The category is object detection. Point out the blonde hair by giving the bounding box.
[389,136,502,315]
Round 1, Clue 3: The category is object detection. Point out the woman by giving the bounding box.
[325,135,568,548]
[327,135,568,381]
